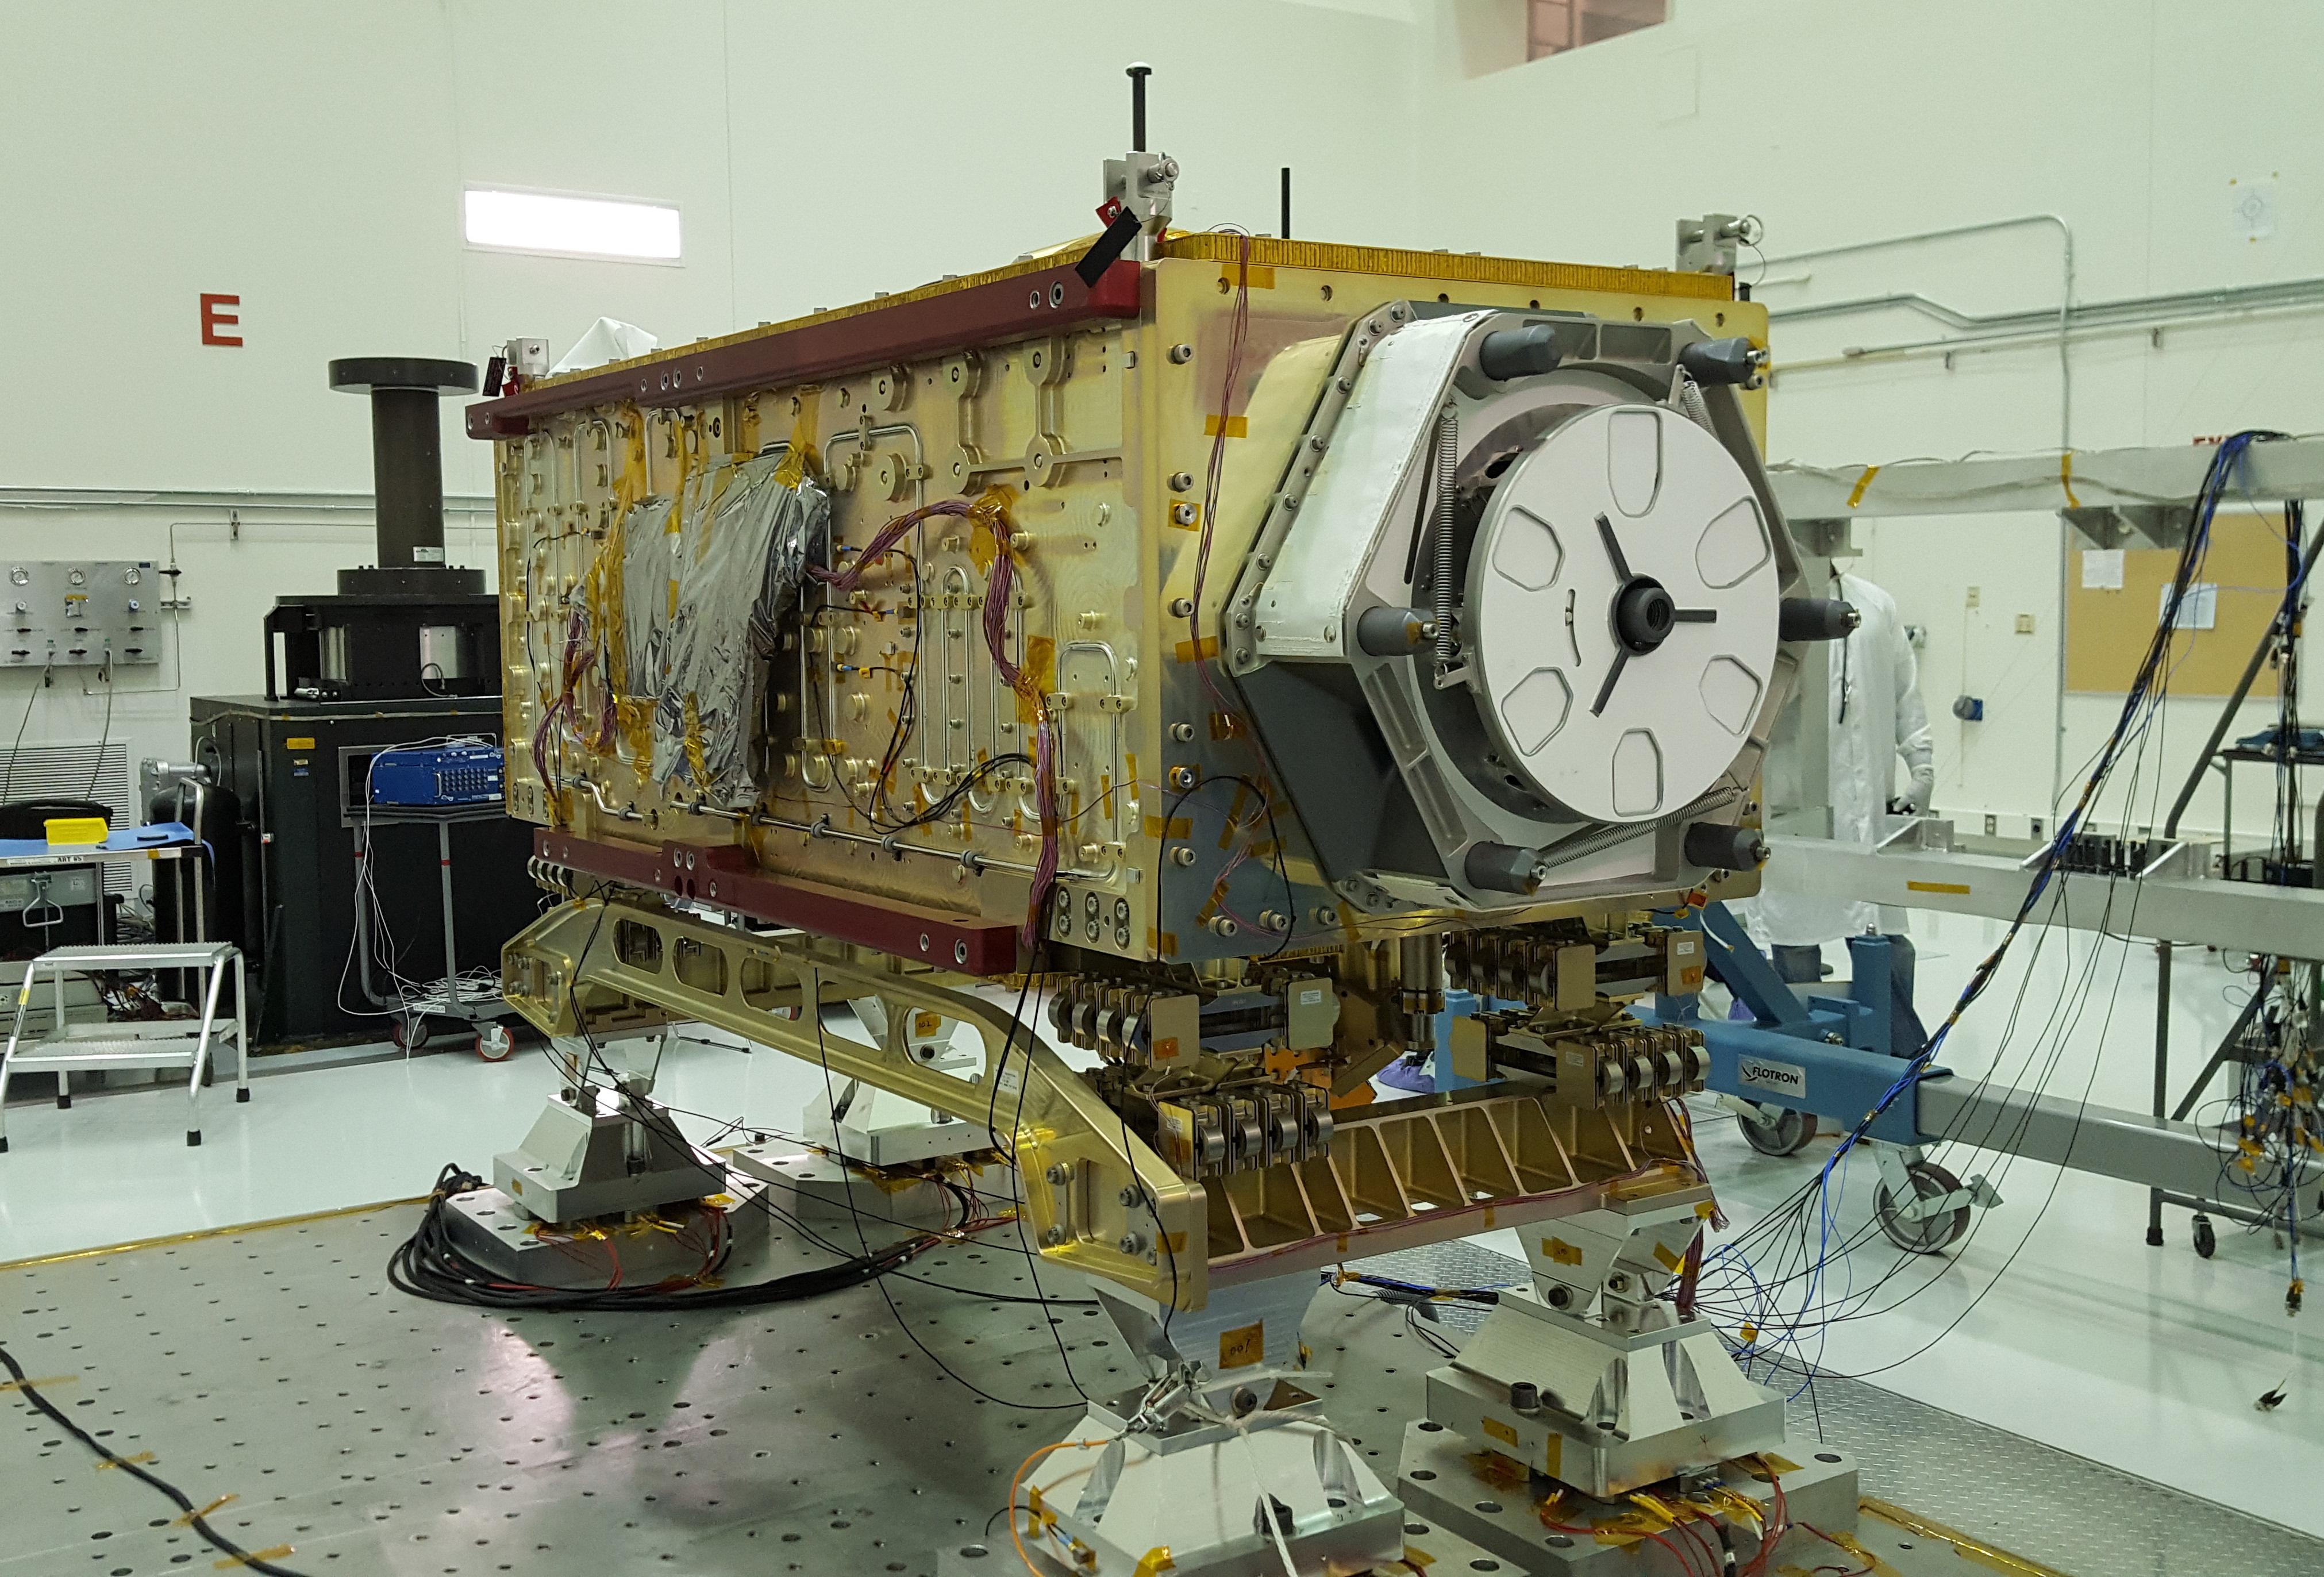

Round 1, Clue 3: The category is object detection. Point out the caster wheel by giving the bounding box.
[475,1025,515,1063]
[186,1130,202,1148]
[1738,1107,1819,1157]
[2192,1216,2217,1260]
[1875,1159,1972,1255]
[391,1017,432,1052]
[1,1135,10,1153]
[236,1087,251,1103]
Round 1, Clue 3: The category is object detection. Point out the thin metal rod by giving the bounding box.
[438,820,459,1015]
[1127,63,1151,152]
[2169,983,2267,1122]
[1280,167,1291,240]
[2147,939,2170,1247]
[1758,213,2071,448]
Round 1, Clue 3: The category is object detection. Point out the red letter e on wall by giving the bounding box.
[200,293,242,347]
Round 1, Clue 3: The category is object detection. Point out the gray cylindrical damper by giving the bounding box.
[1678,336,1763,386]
[1355,606,1433,655]
[1464,841,1543,894]
[1477,323,1562,381]
[1683,821,1768,871]
[1779,597,1860,642]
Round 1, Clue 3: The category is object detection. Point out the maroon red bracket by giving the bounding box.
[537,829,1022,976]
[469,259,1145,440]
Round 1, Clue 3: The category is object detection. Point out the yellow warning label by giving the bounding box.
[1481,1417,1519,1448]
[1906,880,1972,895]
[1652,1241,1684,1272]
[283,736,316,751]
[1202,414,1249,439]
[1218,1321,1265,1370]
[912,1010,942,1038]
[1540,1237,1585,1266]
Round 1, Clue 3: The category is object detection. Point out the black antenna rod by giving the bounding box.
[1128,62,1151,152]
[1281,166,1292,240]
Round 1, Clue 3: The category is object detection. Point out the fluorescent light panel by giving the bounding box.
[463,189,681,261]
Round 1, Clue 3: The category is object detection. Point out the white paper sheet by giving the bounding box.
[2161,580,2218,631]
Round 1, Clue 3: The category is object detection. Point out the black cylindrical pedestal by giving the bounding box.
[327,356,479,573]
[368,385,447,568]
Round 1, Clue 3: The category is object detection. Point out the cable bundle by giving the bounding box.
[1691,431,2290,1384]
[386,1160,944,1313]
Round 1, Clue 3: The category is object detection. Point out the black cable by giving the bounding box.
[997,976,1096,1403]
[0,660,45,806]
[385,1162,938,1311]
[1694,805,2133,1355]
[1165,772,1296,957]
[0,1342,312,1577]
[811,965,1091,1411]
[84,660,114,802]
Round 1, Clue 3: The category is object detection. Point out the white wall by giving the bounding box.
[1409,0,2324,841]
[0,0,1419,775]
[8,0,2321,837]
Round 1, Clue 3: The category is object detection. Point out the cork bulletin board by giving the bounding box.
[2066,510,2292,697]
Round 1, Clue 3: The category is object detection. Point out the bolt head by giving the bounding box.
[1045,1162,1072,1184]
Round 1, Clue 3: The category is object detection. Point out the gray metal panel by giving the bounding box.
[1759,832,2324,957]
[1770,436,2324,520]
[1916,1074,2243,1199]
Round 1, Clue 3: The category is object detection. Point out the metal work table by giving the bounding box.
[1749,827,2323,1252]
[2210,743,2324,878]
[1757,828,2324,957]
[348,802,514,1051]
[0,831,196,948]
[5,1203,2314,1575]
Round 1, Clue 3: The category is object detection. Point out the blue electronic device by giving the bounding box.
[368,743,505,807]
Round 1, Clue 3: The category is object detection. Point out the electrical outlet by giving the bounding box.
[1966,586,1981,609]
[2014,613,2035,634]
[1984,813,1999,836]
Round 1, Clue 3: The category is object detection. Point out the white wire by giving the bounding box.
[333,734,505,1043]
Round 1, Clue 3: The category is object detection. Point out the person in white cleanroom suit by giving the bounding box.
[1744,570,1934,983]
